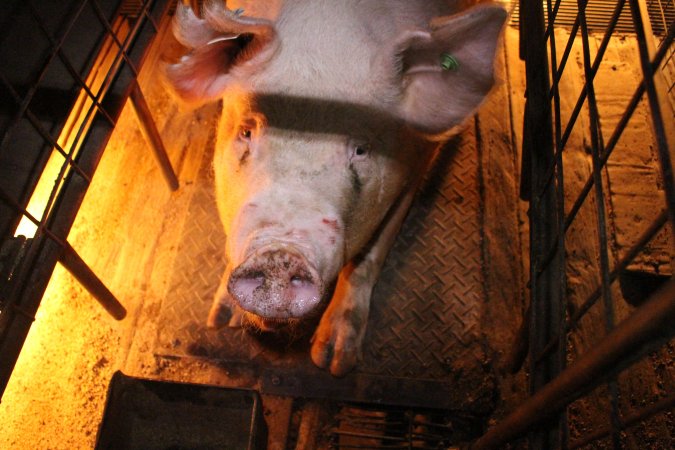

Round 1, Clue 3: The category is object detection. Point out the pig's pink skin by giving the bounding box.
[169,0,507,376]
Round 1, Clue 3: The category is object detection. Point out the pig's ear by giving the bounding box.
[395,5,507,134]
[166,1,277,102]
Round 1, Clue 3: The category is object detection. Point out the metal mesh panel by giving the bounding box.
[0,0,170,400]
[472,0,674,448]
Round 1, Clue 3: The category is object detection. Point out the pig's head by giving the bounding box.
[168,1,506,333]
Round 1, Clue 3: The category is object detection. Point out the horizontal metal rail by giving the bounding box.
[534,209,669,363]
[470,278,675,450]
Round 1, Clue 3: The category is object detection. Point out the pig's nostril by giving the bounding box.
[290,275,305,286]
[247,270,265,282]
[235,271,265,292]
[290,269,314,287]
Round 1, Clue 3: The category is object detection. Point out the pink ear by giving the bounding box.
[397,5,507,134]
[166,1,277,102]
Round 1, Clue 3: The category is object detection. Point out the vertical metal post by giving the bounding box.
[129,82,180,191]
[547,0,569,443]
[520,0,563,447]
[59,242,126,320]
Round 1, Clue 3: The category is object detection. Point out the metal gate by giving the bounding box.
[0,0,172,400]
[472,0,674,448]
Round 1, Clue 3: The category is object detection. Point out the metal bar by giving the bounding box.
[333,445,437,450]
[549,0,628,104]
[0,0,171,402]
[631,0,675,240]
[549,18,580,103]
[551,25,570,450]
[90,0,142,79]
[470,278,675,450]
[1,14,137,243]
[577,5,623,447]
[129,82,179,191]
[537,0,627,203]
[0,73,92,183]
[544,0,564,39]
[140,1,161,33]
[331,430,407,442]
[569,393,675,449]
[26,1,116,127]
[0,188,64,247]
[521,0,559,446]
[0,0,89,156]
[547,0,569,446]
[58,242,126,320]
[535,209,668,363]
[530,22,674,287]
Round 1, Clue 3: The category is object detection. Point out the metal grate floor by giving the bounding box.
[153,127,497,413]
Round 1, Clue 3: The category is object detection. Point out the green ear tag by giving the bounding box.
[440,53,460,71]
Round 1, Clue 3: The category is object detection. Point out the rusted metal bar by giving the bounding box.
[470,279,675,450]
[58,242,126,320]
[129,82,179,191]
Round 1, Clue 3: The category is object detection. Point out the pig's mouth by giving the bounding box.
[227,246,327,322]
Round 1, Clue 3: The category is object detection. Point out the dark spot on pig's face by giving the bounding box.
[233,116,262,167]
[321,218,340,231]
[348,164,362,194]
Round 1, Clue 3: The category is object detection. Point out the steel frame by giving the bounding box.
[0,0,172,400]
[472,0,675,448]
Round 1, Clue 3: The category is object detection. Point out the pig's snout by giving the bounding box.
[228,249,322,319]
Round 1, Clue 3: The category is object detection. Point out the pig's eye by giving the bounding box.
[350,142,371,161]
[239,126,252,141]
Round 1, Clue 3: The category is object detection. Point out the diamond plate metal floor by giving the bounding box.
[154,127,496,413]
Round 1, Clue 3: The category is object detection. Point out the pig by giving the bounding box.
[167,0,506,376]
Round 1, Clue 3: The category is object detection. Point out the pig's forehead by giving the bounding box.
[245,93,400,137]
